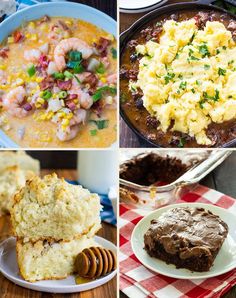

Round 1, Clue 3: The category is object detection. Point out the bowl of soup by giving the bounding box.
[0,2,117,148]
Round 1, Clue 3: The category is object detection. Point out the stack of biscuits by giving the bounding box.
[0,151,40,217]
[11,173,102,282]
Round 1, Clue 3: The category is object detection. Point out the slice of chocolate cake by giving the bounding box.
[144,207,228,272]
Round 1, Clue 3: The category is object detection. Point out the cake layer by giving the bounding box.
[144,207,228,272]
[16,236,98,282]
[11,173,102,241]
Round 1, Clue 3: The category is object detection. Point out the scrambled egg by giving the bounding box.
[132,19,236,145]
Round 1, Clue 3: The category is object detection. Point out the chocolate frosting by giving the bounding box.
[144,207,228,259]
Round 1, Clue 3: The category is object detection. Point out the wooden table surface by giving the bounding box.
[0,170,117,298]
[120,152,236,298]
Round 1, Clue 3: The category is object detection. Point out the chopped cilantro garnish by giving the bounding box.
[196,80,201,86]
[199,44,210,57]
[92,86,117,102]
[111,48,117,59]
[199,100,205,109]
[228,60,234,65]
[218,68,226,76]
[191,88,195,93]
[204,64,210,70]
[178,74,183,80]
[216,49,221,54]
[90,119,109,130]
[164,72,175,84]
[203,89,220,102]
[27,65,36,77]
[90,129,97,136]
[179,81,187,90]
[96,62,105,74]
[178,138,186,148]
[222,46,227,50]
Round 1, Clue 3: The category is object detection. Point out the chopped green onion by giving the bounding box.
[90,119,109,130]
[204,64,210,70]
[92,86,117,102]
[42,90,52,100]
[111,48,117,59]
[90,129,97,136]
[64,70,74,79]
[96,62,105,74]
[178,138,186,148]
[218,67,226,76]
[27,65,36,77]
[58,91,68,99]
[179,81,187,90]
[199,44,210,57]
[74,64,84,74]
[68,51,82,61]
[53,72,65,80]
[164,72,175,84]
[73,75,81,84]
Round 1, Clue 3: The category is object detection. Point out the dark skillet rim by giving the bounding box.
[120,2,236,148]
[120,0,166,12]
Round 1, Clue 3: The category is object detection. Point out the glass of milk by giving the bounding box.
[77,151,118,195]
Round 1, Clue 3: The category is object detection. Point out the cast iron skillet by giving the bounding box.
[120,0,236,148]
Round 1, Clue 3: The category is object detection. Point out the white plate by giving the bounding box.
[0,236,117,293]
[131,203,236,279]
[120,0,167,14]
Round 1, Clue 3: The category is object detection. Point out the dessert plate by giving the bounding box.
[0,236,117,293]
[131,203,236,279]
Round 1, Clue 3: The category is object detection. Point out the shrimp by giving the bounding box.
[24,49,41,62]
[54,38,93,71]
[3,86,30,118]
[56,109,87,141]
[107,73,117,85]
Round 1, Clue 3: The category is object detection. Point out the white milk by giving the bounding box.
[78,151,118,194]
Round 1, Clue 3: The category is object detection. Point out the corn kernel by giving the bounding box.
[35,103,41,109]
[35,77,43,83]
[65,20,73,26]
[67,113,73,120]
[25,33,31,39]
[92,38,97,43]
[7,37,14,44]
[0,65,6,70]
[37,98,45,105]
[62,119,70,126]
[100,77,107,83]
[73,99,79,104]
[30,34,38,41]
[28,22,35,29]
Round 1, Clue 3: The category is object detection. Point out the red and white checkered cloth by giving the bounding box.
[120,184,236,298]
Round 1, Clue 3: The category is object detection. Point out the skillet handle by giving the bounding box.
[196,0,215,4]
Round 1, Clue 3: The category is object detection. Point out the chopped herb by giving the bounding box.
[64,71,73,79]
[196,80,201,86]
[228,60,234,65]
[96,62,105,74]
[73,74,81,84]
[90,129,97,136]
[175,53,179,59]
[131,85,137,92]
[68,51,82,62]
[58,91,67,99]
[222,46,227,50]
[53,72,65,80]
[42,90,52,100]
[188,49,194,56]
[74,64,84,74]
[27,65,36,77]
[90,119,109,130]
[92,86,117,102]
[199,44,210,57]
[177,90,181,94]
[191,88,195,93]
[164,72,175,84]
[121,93,127,103]
[204,64,210,70]
[179,81,187,90]
[228,95,233,98]
[216,49,221,54]
[178,74,183,80]
[199,100,205,109]
[203,89,220,102]
[218,67,226,76]
[111,48,117,59]
[178,138,186,148]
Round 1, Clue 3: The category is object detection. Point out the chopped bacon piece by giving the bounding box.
[40,77,55,90]
[66,101,77,111]
[57,79,72,91]
[95,37,111,57]
[13,31,24,43]
[39,55,49,69]
[0,47,9,59]
[83,73,98,88]
[37,15,51,25]
[57,20,71,32]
